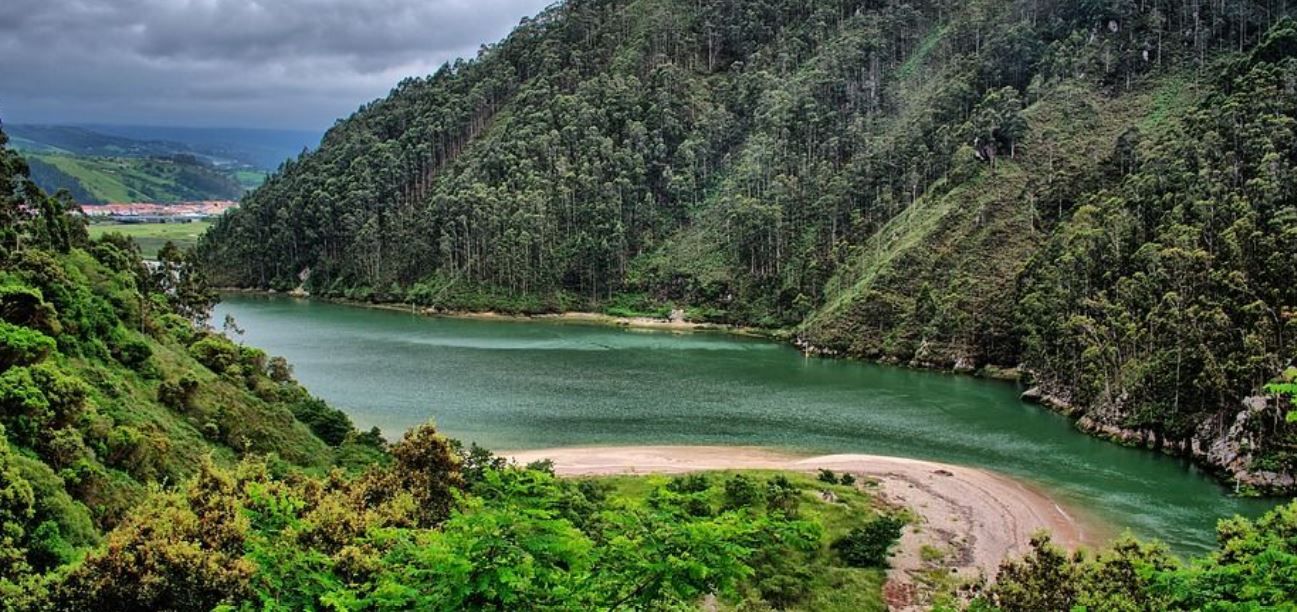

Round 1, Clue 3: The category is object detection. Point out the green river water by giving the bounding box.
[214,294,1281,555]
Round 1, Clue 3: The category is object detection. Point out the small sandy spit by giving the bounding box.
[508,446,1102,610]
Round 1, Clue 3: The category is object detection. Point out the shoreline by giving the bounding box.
[506,445,1106,608]
[217,288,781,337]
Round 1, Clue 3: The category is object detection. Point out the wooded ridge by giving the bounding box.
[201,0,1297,491]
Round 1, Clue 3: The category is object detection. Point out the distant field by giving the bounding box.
[232,169,268,190]
[87,221,212,258]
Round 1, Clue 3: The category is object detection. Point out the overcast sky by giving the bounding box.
[0,0,554,131]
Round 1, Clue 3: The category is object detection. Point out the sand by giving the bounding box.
[507,445,1102,610]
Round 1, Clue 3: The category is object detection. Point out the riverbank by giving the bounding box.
[508,445,1104,609]
[216,288,783,337]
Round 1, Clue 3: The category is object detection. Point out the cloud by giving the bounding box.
[0,0,554,129]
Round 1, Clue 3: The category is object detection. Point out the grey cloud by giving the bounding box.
[0,0,553,129]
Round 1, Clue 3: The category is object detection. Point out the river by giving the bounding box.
[214,293,1279,555]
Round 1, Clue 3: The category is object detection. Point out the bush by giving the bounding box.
[157,375,199,412]
[266,356,293,384]
[765,475,800,516]
[832,515,905,568]
[722,474,763,510]
[666,473,711,494]
[188,336,240,374]
[817,469,838,484]
[0,282,60,334]
[386,423,464,527]
[0,322,56,370]
[108,328,151,370]
[288,396,354,447]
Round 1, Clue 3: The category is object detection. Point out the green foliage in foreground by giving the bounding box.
[0,125,383,605]
[971,500,1297,612]
[5,428,895,612]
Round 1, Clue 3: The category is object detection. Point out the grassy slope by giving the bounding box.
[800,74,1200,365]
[27,154,243,203]
[87,221,213,258]
[8,249,336,534]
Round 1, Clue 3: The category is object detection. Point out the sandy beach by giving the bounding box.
[508,445,1103,609]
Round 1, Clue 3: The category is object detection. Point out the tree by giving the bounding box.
[386,422,464,527]
[831,514,905,568]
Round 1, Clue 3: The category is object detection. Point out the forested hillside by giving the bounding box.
[202,0,1297,491]
[0,126,385,603]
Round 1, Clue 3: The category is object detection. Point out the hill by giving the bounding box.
[201,0,1297,493]
[6,124,322,204]
[0,125,389,600]
[25,153,245,204]
[6,124,319,172]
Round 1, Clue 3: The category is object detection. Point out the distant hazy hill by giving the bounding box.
[7,124,321,170]
[81,124,321,170]
[24,154,245,204]
[7,124,322,203]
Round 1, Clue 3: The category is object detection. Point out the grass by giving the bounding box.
[88,221,213,258]
[233,169,268,190]
[590,470,890,612]
[28,153,244,203]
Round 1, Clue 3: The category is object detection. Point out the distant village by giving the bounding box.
[82,201,238,223]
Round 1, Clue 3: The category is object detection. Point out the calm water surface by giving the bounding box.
[215,294,1280,554]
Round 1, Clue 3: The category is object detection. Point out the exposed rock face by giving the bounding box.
[1024,387,1296,495]
[1196,399,1296,494]
[794,337,841,358]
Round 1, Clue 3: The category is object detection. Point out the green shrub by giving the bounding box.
[667,473,711,494]
[266,356,293,384]
[723,474,763,510]
[153,313,195,344]
[832,515,905,568]
[157,375,199,412]
[0,282,60,334]
[817,469,838,484]
[766,475,800,516]
[188,335,240,374]
[107,328,151,370]
[0,322,56,370]
[288,396,354,446]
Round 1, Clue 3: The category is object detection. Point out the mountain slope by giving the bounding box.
[201,0,1297,490]
[6,124,321,203]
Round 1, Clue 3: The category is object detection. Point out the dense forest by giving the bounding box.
[202,0,1297,492]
